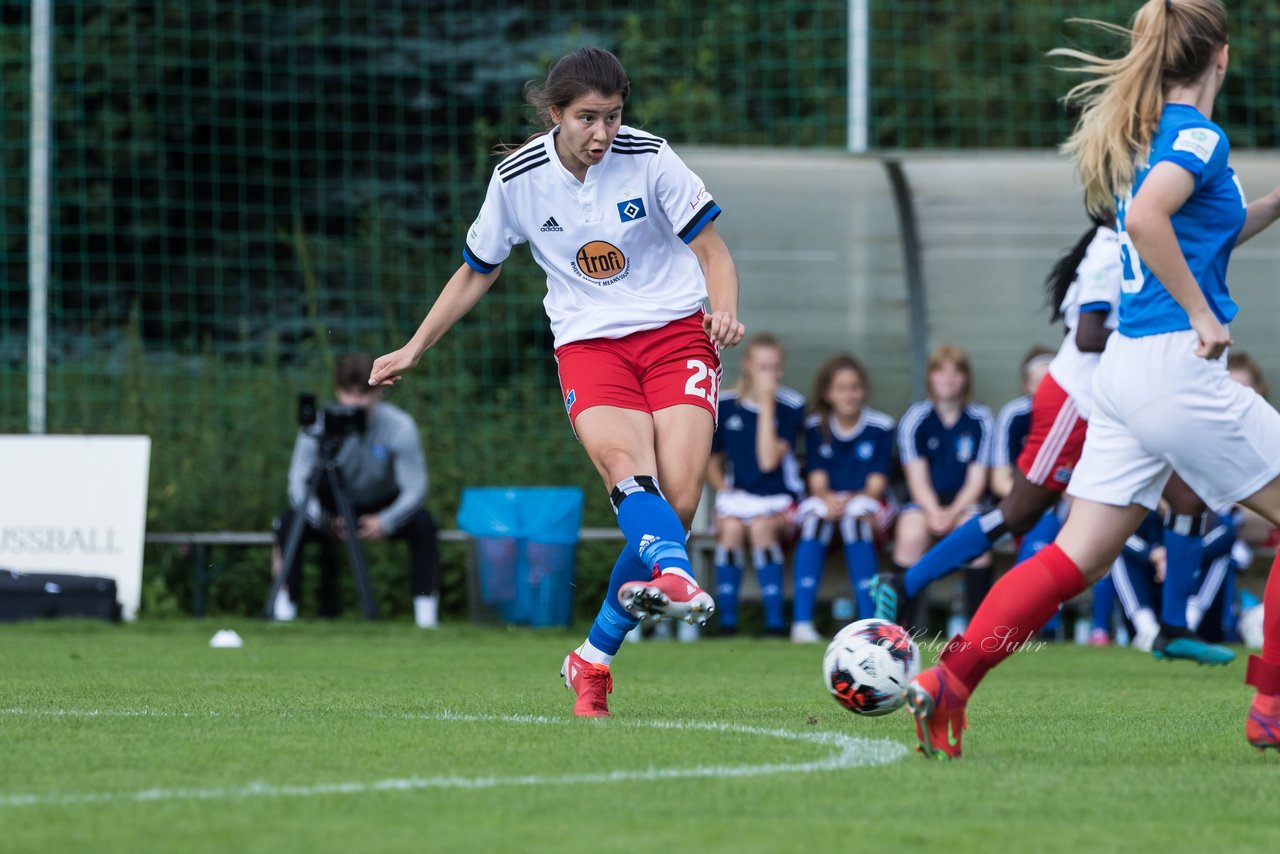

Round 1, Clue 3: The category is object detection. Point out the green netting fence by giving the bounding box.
[2,1,1278,616]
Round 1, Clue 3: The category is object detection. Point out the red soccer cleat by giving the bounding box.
[1245,655,1280,752]
[904,664,970,760]
[617,570,715,626]
[561,651,612,718]
[1246,693,1280,753]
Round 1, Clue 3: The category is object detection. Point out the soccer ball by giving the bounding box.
[822,618,920,716]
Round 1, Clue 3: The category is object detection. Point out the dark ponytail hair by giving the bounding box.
[500,47,629,154]
[1045,208,1116,321]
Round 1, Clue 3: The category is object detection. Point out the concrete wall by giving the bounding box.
[683,147,1280,419]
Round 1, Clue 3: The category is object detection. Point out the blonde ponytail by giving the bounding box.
[1049,0,1228,214]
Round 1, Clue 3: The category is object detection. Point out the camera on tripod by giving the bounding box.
[297,393,367,441]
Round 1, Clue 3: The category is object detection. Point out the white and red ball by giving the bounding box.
[822,618,920,716]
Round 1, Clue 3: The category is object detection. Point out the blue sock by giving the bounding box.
[1091,572,1117,633]
[791,537,826,624]
[1162,523,1204,629]
[755,546,785,630]
[903,514,995,598]
[844,539,878,619]
[715,546,743,628]
[1015,509,1061,564]
[585,547,647,656]
[612,477,693,578]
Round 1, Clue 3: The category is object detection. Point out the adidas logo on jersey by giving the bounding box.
[540,216,563,232]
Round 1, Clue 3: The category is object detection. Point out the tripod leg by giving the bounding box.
[263,464,325,619]
[327,467,379,620]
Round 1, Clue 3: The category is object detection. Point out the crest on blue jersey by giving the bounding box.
[617,198,647,223]
[819,444,834,459]
[725,414,744,431]
[856,441,874,461]
[956,434,975,463]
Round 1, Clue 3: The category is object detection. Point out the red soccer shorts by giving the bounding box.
[1017,371,1089,491]
[554,312,721,425]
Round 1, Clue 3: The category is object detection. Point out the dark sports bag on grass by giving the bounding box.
[0,569,122,622]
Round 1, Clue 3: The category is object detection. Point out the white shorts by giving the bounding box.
[714,490,794,521]
[1068,329,1280,510]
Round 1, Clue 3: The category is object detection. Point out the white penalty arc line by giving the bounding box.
[0,709,907,807]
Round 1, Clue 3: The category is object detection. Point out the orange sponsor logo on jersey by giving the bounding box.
[574,241,626,281]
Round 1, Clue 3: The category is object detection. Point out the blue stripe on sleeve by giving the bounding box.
[462,245,498,274]
[680,203,722,244]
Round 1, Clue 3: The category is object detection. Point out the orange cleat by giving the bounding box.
[617,570,715,626]
[904,664,970,760]
[561,651,612,718]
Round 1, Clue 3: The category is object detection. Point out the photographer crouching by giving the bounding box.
[271,353,440,627]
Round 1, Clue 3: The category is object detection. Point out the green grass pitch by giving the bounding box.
[1,619,1275,853]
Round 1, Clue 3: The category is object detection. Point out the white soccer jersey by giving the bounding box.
[462,126,721,348]
[1047,226,1122,420]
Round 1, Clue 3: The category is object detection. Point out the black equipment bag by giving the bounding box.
[0,569,122,622]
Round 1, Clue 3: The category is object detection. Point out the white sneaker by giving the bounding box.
[790,621,822,644]
[273,590,296,622]
[414,594,438,629]
[1131,608,1159,652]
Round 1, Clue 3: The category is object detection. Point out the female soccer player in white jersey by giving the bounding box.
[905,0,1280,759]
[368,48,744,717]
[874,214,1121,633]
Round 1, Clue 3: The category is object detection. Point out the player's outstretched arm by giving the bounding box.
[369,263,501,386]
[689,223,745,349]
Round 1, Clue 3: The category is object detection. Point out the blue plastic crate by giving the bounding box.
[457,487,584,626]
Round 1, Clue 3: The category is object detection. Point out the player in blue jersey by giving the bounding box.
[369,48,746,717]
[789,354,895,642]
[708,334,806,636]
[891,344,994,634]
[906,0,1280,759]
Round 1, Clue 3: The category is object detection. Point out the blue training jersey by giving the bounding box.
[897,401,993,505]
[992,395,1032,469]
[713,387,807,496]
[1116,103,1247,336]
[803,408,895,493]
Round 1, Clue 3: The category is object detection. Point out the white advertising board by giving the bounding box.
[0,435,151,620]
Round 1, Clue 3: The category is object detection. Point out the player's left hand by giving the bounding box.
[703,311,745,349]
[357,515,387,540]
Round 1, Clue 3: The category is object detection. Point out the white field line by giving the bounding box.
[0,709,906,807]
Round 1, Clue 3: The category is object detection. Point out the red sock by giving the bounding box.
[1245,551,1280,698]
[940,543,1087,693]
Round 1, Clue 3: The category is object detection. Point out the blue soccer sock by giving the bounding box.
[583,546,648,662]
[755,546,786,630]
[1161,514,1206,629]
[791,535,827,625]
[611,476,693,579]
[1015,509,1061,564]
[714,545,744,629]
[903,510,1003,599]
[840,516,878,619]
